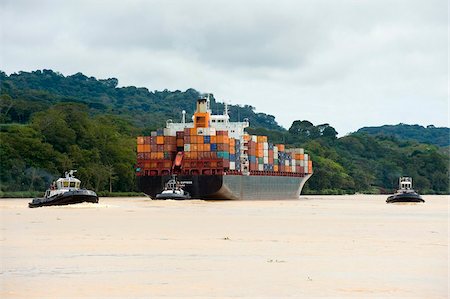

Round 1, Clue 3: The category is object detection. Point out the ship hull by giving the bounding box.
[386,192,424,203]
[29,190,99,208]
[138,174,312,200]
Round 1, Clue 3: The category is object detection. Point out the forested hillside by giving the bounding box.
[358,124,450,147]
[0,70,282,131]
[1,70,448,195]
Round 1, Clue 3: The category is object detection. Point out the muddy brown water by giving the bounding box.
[0,195,448,298]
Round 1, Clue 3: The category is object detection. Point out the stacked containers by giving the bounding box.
[137,130,312,176]
[285,148,314,174]
[136,130,177,173]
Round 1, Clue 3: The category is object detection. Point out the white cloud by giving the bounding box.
[1,0,447,134]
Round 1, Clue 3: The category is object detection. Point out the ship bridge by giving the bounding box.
[165,94,249,140]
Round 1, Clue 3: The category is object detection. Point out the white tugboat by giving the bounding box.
[155,175,191,200]
[28,170,98,208]
[386,177,424,203]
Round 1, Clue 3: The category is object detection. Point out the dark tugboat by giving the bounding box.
[29,170,99,208]
[155,175,191,200]
[386,177,424,203]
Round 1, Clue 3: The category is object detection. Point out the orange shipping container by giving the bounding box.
[204,144,211,151]
[210,136,217,144]
[176,139,184,147]
[156,136,164,145]
[137,136,144,145]
[190,128,197,135]
[137,144,145,153]
[257,149,264,157]
[257,136,268,143]
[143,144,151,152]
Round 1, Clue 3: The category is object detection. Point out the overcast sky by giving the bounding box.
[1,0,448,134]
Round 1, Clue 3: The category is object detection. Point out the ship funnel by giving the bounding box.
[194,97,210,128]
[182,110,186,124]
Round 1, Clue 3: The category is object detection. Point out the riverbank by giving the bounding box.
[1,195,448,298]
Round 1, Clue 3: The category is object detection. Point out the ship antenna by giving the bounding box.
[224,101,230,125]
[224,101,229,116]
[206,93,211,113]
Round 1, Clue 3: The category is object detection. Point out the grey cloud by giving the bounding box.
[1,0,447,134]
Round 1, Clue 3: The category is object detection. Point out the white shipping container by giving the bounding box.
[273,146,278,154]
[251,135,258,142]
[264,157,269,164]
[263,149,269,157]
[285,160,290,166]
[229,162,236,170]
[258,164,264,171]
[288,148,304,154]
[292,166,296,172]
[163,128,176,136]
[304,165,308,172]
[184,144,190,152]
[263,142,268,150]
[300,160,305,167]
[292,159,296,166]
[196,128,205,135]
[196,127,216,136]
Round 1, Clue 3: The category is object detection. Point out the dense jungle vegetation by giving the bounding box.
[1,70,448,195]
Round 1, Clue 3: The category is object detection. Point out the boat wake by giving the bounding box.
[53,202,117,209]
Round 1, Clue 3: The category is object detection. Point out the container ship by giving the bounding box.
[136,95,313,200]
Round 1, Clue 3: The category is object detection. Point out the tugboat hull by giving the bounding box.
[386,192,424,203]
[155,193,191,200]
[29,190,98,208]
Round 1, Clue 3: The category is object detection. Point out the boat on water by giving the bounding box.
[155,176,191,200]
[386,177,424,203]
[136,95,313,200]
[29,170,99,208]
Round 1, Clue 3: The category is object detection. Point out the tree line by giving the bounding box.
[1,70,448,195]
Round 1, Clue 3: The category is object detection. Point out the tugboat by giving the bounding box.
[386,177,424,203]
[155,175,191,200]
[29,170,99,208]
